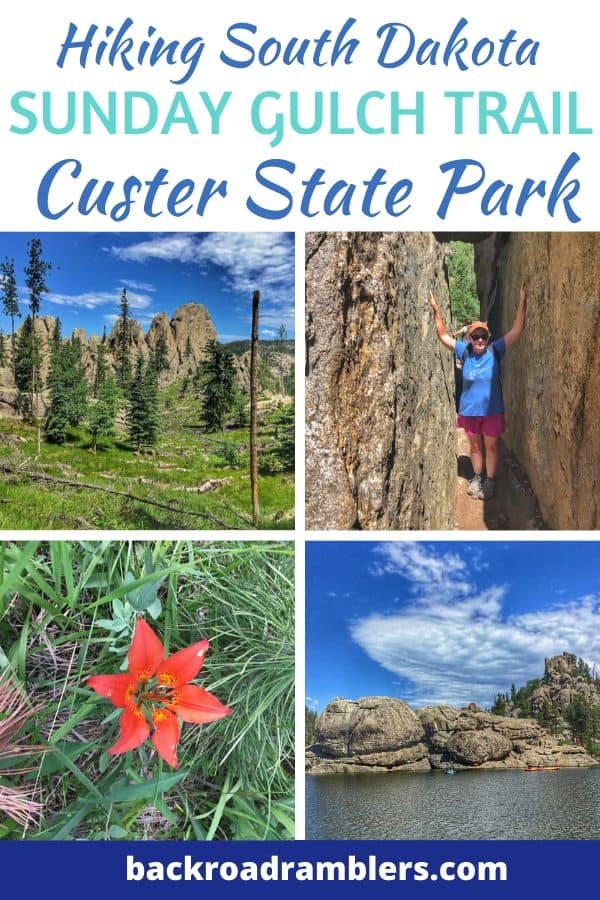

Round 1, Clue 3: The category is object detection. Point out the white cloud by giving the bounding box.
[370,542,474,601]
[120,278,156,292]
[350,544,600,707]
[109,233,294,302]
[45,289,153,311]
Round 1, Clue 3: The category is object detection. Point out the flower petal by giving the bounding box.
[108,705,150,755]
[127,618,165,682]
[151,708,180,768]
[87,673,136,708]
[166,684,232,724]
[155,640,210,688]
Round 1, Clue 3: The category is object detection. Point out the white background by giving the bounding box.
[0,0,598,230]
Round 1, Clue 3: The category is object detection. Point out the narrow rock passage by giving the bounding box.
[450,430,545,530]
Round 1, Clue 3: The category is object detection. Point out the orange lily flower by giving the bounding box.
[87,618,232,768]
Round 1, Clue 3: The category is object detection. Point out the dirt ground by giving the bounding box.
[450,430,545,530]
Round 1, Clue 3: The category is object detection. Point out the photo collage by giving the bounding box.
[1,229,600,842]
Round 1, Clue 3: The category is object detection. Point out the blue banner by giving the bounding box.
[1,841,595,897]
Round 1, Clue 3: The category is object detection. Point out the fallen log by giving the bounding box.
[0,463,231,528]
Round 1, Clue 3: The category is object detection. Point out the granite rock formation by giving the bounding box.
[307,697,430,773]
[475,233,600,529]
[306,695,596,774]
[0,303,217,417]
[528,651,600,715]
[305,232,455,530]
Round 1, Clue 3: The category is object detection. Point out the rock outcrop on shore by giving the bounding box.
[528,651,600,715]
[306,695,596,775]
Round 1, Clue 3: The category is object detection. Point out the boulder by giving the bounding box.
[445,729,512,765]
[316,697,425,760]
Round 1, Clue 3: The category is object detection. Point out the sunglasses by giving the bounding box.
[471,333,488,341]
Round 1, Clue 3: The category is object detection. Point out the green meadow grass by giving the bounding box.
[0,540,294,840]
[0,386,294,529]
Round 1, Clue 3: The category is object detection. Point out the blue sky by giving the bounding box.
[0,232,294,341]
[306,541,600,711]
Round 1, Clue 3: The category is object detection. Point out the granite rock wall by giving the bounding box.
[305,232,456,530]
[475,233,600,529]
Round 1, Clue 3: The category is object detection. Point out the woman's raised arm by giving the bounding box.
[503,283,528,349]
[428,291,456,352]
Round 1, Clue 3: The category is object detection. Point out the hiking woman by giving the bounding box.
[427,283,528,500]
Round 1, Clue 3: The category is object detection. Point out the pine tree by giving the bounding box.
[127,356,146,451]
[45,322,67,443]
[93,329,109,398]
[63,337,89,426]
[51,317,62,346]
[44,331,89,442]
[199,340,237,432]
[151,329,170,376]
[116,288,132,389]
[284,361,295,398]
[0,257,20,376]
[88,376,121,451]
[141,361,160,447]
[127,356,160,451]
[276,323,288,393]
[14,315,42,419]
[44,368,69,444]
[184,335,193,360]
[24,238,52,415]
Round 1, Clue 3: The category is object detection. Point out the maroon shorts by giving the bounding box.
[456,413,506,437]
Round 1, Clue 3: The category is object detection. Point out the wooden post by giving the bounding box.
[250,290,260,525]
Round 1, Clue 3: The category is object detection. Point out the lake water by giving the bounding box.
[306,768,600,840]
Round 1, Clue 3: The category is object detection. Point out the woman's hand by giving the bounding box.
[504,282,528,348]
[519,282,528,306]
[428,291,439,313]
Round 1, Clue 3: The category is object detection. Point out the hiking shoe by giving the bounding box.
[467,474,483,497]
[477,478,496,500]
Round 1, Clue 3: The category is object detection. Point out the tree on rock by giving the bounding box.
[199,340,236,432]
[151,328,170,377]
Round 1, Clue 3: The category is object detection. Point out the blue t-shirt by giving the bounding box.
[455,338,506,416]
